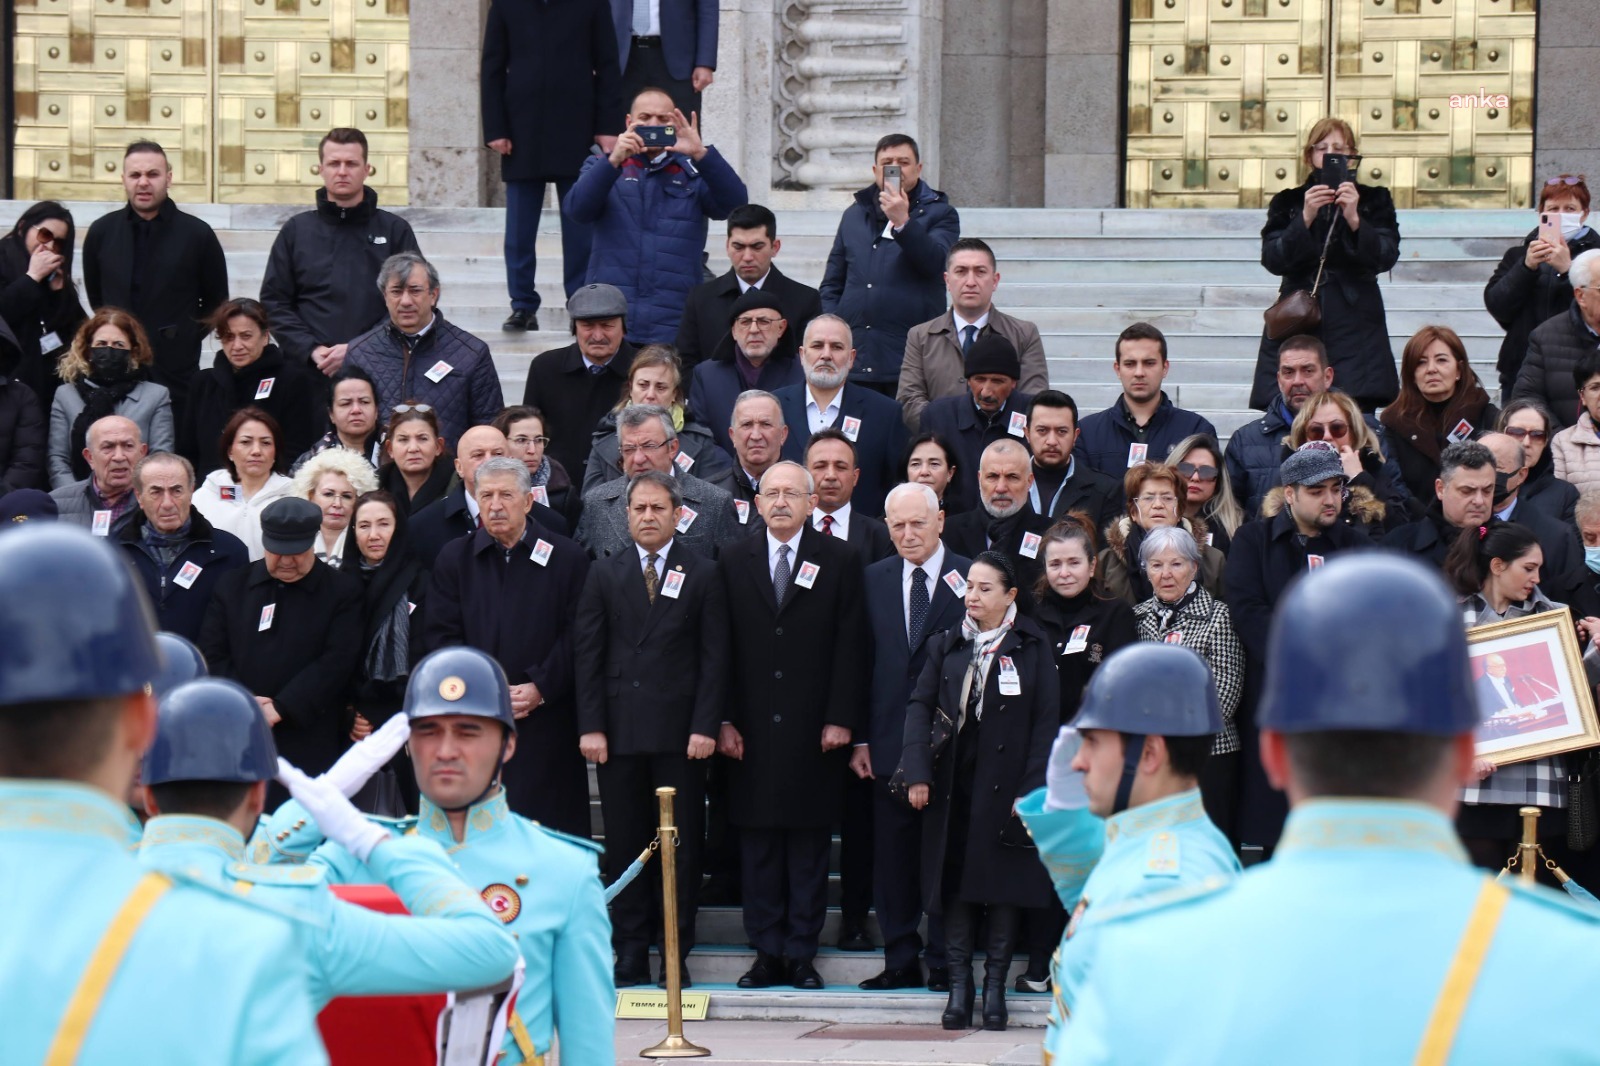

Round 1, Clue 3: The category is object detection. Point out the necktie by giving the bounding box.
[773,543,791,608]
[820,514,834,536]
[908,566,929,649]
[643,553,659,603]
[631,0,650,35]
[961,324,977,356]
[588,363,606,376]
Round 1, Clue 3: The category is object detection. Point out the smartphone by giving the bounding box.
[1321,153,1350,190]
[883,164,902,194]
[1539,211,1563,246]
[637,125,675,149]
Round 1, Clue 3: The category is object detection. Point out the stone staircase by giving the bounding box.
[0,201,1527,441]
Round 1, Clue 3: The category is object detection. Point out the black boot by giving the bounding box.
[940,902,975,1030]
[981,904,1018,1031]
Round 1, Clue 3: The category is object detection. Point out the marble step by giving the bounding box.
[651,944,1049,997]
[682,986,1050,1027]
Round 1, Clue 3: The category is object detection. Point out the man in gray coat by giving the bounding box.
[575,404,741,559]
[50,415,146,538]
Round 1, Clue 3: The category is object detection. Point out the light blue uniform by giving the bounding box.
[1064,800,1600,1064]
[139,814,520,1008]
[1018,785,1240,1062]
[0,781,328,1066]
[264,788,617,1065]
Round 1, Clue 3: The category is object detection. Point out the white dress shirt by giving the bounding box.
[636,539,673,584]
[465,491,481,524]
[952,309,991,335]
[902,543,947,640]
[766,528,804,580]
[632,0,660,36]
[737,272,769,294]
[812,502,852,541]
[805,386,843,435]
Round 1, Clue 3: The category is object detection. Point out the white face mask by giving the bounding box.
[1560,213,1587,240]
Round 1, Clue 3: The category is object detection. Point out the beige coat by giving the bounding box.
[895,306,1050,430]
[1552,412,1600,494]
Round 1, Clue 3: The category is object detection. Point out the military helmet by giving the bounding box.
[1073,644,1223,737]
[404,646,516,730]
[143,678,278,786]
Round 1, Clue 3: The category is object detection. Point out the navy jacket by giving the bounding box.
[564,148,748,345]
[774,383,907,518]
[862,549,970,777]
[820,182,960,383]
[1076,393,1218,479]
[609,0,717,80]
[409,479,571,568]
[687,343,804,456]
[919,391,1034,516]
[118,508,251,642]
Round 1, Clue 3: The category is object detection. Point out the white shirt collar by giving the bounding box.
[400,313,438,340]
[636,539,673,565]
[737,271,770,294]
[766,527,803,560]
[903,542,946,584]
[806,385,842,416]
[465,490,480,521]
[951,309,991,333]
[814,502,852,537]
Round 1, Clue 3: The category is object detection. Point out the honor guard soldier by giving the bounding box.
[0,523,329,1065]
[152,630,209,695]
[1065,554,1600,1064]
[139,677,520,1007]
[263,645,616,1065]
[1017,643,1240,1057]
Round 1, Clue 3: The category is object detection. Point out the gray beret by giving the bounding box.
[1280,442,1348,487]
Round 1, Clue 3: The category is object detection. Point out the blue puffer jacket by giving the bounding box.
[1076,394,1217,478]
[1225,396,1413,518]
[564,147,749,345]
[819,182,960,383]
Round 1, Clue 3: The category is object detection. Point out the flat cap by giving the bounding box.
[259,497,324,555]
[567,283,628,321]
[1280,441,1348,487]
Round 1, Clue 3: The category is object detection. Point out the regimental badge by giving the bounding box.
[482,883,522,923]
[439,676,467,701]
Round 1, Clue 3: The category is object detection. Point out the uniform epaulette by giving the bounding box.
[1144,831,1181,878]
[1092,873,1234,925]
[227,860,328,888]
[531,823,605,856]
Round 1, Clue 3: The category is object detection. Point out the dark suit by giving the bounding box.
[833,510,894,564]
[674,266,822,372]
[424,521,592,835]
[919,392,1036,515]
[574,541,730,960]
[1475,672,1523,716]
[521,340,635,483]
[409,479,570,568]
[610,0,717,118]
[688,345,805,456]
[774,383,908,517]
[863,547,970,970]
[719,524,868,961]
[942,507,1054,609]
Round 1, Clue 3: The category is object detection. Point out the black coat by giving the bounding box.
[1033,588,1137,725]
[198,559,364,802]
[180,345,322,474]
[0,323,46,491]
[258,188,422,366]
[377,454,455,517]
[82,199,229,402]
[1029,459,1125,532]
[687,344,805,456]
[1520,456,1579,529]
[919,391,1035,515]
[1379,390,1499,506]
[1485,226,1600,397]
[1251,181,1401,410]
[838,511,894,564]
[1511,302,1600,429]
[942,507,1054,609]
[774,383,907,518]
[900,616,1058,911]
[520,340,634,483]
[573,541,730,754]
[481,0,621,183]
[673,266,823,372]
[0,233,85,401]
[409,479,570,568]
[424,522,593,836]
[119,507,251,642]
[718,525,868,828]
[341,507,430,728]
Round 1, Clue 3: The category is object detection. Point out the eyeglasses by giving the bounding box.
[1304,420,1350,442]
[734,315,782,330]
[510,435,550,449]
[1135,493,1179,505]
[392,403,434,414]
[1175,462,1218,482]
[1547,175,1588,186]
[760,489,808,502]
[620,440,668,456]
[1503,426,1549,444]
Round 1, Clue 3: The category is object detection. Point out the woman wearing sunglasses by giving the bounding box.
[1485,175,1597,400]
[1169,433,1244,555]
[1379,325,1498,505]
[1497,399,1576,528]
[1281,389,1410,531]
[0,201,86,402]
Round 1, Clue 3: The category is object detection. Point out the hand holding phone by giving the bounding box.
[1320,153,1350,190]
[882,164,902,195]
[637,125,676,149]
[1539,211,1564,247]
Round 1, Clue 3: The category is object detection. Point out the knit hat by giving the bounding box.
[964,334,1020,380]
[1280,441,1347,487]
[726,288,786,327]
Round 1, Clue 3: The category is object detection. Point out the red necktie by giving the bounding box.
[821,515,834,536]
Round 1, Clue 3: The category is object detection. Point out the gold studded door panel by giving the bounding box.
[214,0,409,204]
[13,0,214,201]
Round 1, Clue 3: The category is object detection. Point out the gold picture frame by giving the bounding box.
[1467,613,1600,766]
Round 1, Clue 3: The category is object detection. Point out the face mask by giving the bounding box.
[1561,213,1587,240]
[88,346,134,383]
[1587,545,1600,575]
[1492,471,1520,510]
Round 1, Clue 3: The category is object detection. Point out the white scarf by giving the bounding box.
[959,601,1018,721]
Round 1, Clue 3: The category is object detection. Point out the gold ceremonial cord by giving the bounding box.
[45,872,172,1066]
[1414,878,1510,1066]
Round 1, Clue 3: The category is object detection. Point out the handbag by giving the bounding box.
[1568,749,1600,851]
[1263,214,1340,341]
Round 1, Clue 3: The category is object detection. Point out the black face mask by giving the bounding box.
[88,346,135,383]
[1493,471,1520,510]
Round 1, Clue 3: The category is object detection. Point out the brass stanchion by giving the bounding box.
[1517,806,1540,886]
[641,786,710,1058]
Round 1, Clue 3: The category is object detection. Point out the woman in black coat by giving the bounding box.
[1484,176,1599,399]
[1379,325,1499,506]
[377,404,454,516]
[182,298,320,474]
[1250,117,1401,412]
[902,551,1058,1033]
[0,201,87,403]
[1498,399,1578,527]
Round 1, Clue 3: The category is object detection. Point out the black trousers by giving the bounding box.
[597,752,706,957]
[701,753,741,900]
[871,778,944,971]
[1199,750,1240,844]
[622,38,702,123]
[839,769,874,927]
[740,825,832,961]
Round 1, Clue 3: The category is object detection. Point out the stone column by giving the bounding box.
[407,0,494,207]
[1043,0,1121,208]
[1535,0,1600,182]
[702,0,780,206]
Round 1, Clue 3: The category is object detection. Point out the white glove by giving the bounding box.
[322,713,411,797]
[1044,726,1089,812]
[277,758,391,862]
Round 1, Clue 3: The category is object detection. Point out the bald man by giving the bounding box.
[50,415,147,537]
[940,438,1053,600]
[1479,431,1596,617]
[411,424,569,566]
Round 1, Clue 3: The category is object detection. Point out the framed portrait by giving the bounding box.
[1467,613,1600,766]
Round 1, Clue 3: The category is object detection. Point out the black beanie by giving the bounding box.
[964,333,1020,380]
[727,288,786,327]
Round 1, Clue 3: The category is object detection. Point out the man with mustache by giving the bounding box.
[941,439,1053,604]
[920,335,1036,515]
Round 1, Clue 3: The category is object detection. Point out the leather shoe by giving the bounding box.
[657,961,691,989]
[858,965,922,991]
[502,309,534,332]
[837,924,874,952]
[789,959,824,990]
[736,953,783,989]
[926,966,950,993]
[613,957,650,988]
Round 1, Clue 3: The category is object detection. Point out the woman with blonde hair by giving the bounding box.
[581,344,734,495]
[1250,116,1401,413]
[47,306,173,487]
[291,447,379,568]
[1279,388,1409,530]
[1170,432,1245,554]
[1379,324,1497,503]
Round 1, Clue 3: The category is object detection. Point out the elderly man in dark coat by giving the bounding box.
[716,460,868,990]
[482,0,622,331]
[424,456,593,836]
[198,496,364,807]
